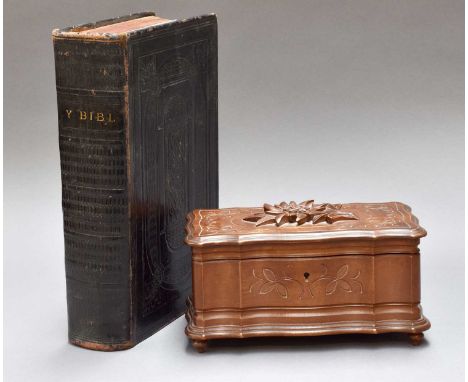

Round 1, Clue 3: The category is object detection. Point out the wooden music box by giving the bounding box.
[185,200,430,352]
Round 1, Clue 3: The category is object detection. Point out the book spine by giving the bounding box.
[53,36,133,350]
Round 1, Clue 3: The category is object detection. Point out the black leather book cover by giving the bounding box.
[52,12,218,350]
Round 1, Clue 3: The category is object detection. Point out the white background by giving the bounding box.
[4,1,464,381]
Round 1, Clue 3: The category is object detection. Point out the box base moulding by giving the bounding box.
[185,297,430,352]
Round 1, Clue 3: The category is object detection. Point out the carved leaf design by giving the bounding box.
[296,212,307,220]
[263,268,277,282]
[259,282,276,294]
[319,203,336,211]
[314,204,326,211]
[320,264,328,276]
[249,279,263,293]
[243,213,265,223]
[312,214,327,224]
[275,213,285,224]
[326,211,359,223]
[256,214,277,227]
[264,203,283,214]
[339,280,352,292]
[325,280,338,295]
[296,213,308,225]
[276,214,289,226]
[299,199,314,209]
[275,284,288,299]
[336,265,349,280]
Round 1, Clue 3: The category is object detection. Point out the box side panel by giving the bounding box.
[374,254,419,304]
[198,262,241,310]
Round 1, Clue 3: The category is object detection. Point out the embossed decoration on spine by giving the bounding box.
[244,200,358,227]
[249,264,363,300]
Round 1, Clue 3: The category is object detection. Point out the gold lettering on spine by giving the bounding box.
[65,109,115,123]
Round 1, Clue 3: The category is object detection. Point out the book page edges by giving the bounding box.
[52,12,174,39]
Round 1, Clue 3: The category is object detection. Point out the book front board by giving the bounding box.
[127,17,218,340]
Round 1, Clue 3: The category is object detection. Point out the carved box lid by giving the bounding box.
[185,201,426,247]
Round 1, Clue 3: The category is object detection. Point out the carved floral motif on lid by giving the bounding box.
[243,199,358,227]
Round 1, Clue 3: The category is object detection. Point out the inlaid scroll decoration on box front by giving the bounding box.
[249,264,363,300]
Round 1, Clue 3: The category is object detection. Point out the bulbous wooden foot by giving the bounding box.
[192,339,208,353]
[408,333,424,346]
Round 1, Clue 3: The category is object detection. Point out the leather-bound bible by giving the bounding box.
[52,12,218,350]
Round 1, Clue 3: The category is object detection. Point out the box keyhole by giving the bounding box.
[304,272,310,281]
